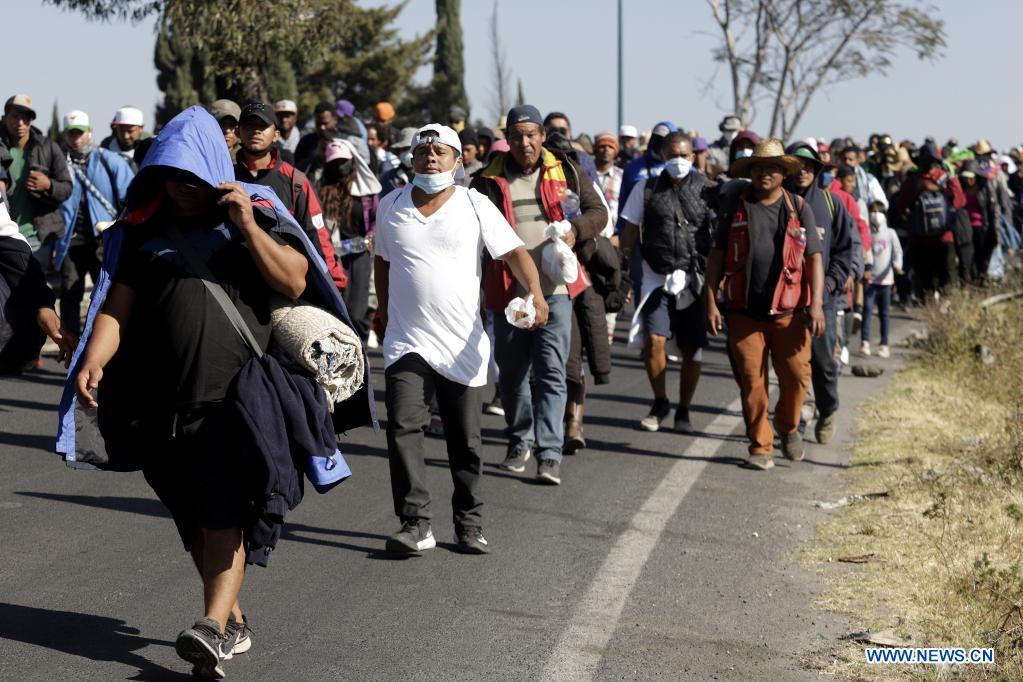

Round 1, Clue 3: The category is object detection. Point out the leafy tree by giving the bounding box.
[705,0,947,138]
[47,0,433,129]
[430,0,468,122]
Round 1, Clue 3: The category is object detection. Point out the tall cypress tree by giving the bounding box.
[47,101,61,142]
[431,0,468,122]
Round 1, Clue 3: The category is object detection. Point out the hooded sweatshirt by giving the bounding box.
[56,106,376,468]
[868,211,903,286]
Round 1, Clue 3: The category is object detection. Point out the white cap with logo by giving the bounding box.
[411,124,462,155]
[63,110,91,132]
[273,99,298,114]
[112,106,144,127]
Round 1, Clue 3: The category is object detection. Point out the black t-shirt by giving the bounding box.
[113,214,294,411]
[715,192,822,318]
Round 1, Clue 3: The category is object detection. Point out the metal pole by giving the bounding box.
[617,0,623,132]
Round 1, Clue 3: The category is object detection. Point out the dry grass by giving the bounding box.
[799,281,1023,680]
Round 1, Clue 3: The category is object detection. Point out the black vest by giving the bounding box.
[639,171,708,275]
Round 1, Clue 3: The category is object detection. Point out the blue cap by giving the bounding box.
[506,105,543,128]
[651,121,678,138]
[692,136,709,152]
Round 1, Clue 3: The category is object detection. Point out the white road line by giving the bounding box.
[541,397,745,681]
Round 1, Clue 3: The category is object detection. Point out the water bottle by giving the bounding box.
[338,236,370,256]
[559,189,581,220]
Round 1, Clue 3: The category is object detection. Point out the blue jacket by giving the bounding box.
[56,106,377,467]
[55,148,135,269]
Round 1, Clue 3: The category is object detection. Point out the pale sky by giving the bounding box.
[8,0,1019,151]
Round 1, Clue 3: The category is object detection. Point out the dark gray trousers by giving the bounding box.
[385,353,483,529]
[810,305,840,418]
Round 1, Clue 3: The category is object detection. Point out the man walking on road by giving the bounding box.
[375,124,546,555]
[0,94,72,260]
[472,105,607,486]
[619,132,713,434]
[56,109,135,336]
[704,139,826,469]
[784,142,854,445]
[233,101,348,294]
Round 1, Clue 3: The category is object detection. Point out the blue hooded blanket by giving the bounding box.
[56,106,377,466]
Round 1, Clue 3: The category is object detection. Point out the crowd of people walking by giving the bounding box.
[1,89,1019,678]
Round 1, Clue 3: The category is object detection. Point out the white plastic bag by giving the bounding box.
[987,244,1005,281]
[541,220,579,284]
[504,294,537,329]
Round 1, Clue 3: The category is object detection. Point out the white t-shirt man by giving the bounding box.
[375,184,523,386]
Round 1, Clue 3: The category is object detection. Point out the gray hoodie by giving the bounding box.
[868,211,903,286]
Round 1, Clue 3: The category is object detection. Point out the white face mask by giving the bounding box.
[734,147,754,160]
[870,211,887,229]
[411,167,457,194]
[664,157,693,180]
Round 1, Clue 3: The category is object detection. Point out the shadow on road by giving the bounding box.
[0,602,188,681]
[0,431,56,451]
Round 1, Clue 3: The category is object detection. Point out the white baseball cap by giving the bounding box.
[412,124,462,155]
[274,99,298,114]
[63,110,91,132]
[619,124,638,139]
[112,106,144,127]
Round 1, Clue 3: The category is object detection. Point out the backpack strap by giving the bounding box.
[165,225,264,358]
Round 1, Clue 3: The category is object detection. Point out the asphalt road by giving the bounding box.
[0,314,911,680]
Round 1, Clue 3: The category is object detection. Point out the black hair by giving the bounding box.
[837,165,857,179]
[663,131,692,149]
[313,102,335,116]
[543,111,570,128]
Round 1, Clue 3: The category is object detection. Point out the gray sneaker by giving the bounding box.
[224,614,252,660]
[780,431,805,461]
[385,518,436,554]
[536,458,562,485]
[499,445,532,473]
[673,408,694,434]
[814,413,836,445]
[454,526,491,554]
[745,454,775,470]
[175,617,227,679]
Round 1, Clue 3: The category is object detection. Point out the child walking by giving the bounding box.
[861,201,903,358]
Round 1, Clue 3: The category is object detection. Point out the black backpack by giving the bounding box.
[910,190,949,238]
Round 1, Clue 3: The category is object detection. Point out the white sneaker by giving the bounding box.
[367,332,379,349]
[860,341,871,356]
[840,346,850,366]
[878,345,891,359]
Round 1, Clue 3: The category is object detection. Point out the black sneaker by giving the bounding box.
[673,407,694,434]
[454,526,491,554]
[224,614,252,660]
[385,518,436,554]
[175,617,227,680]
[639,398,671,432]
[499,445,531,473]
[536,458,561,485]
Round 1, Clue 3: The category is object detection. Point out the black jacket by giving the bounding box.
[638,169,713,276]
[0,236,53,373]
[231,353,342,567]
[0,127,72,241]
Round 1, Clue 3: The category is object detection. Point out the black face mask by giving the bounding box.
[544,131,574,156]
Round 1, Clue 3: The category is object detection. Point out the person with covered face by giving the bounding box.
[317,138,382,341]
[56,109,135,337]
[61,106,370,679]
[618,132,713,435]
[375,124,544,555]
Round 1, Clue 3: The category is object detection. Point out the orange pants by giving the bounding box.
[727,312,812,455]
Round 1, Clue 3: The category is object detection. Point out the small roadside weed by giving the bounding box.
[800,278,1023,680]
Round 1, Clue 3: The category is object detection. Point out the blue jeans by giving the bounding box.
[494,294,572,463]
[862,284,892,345]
